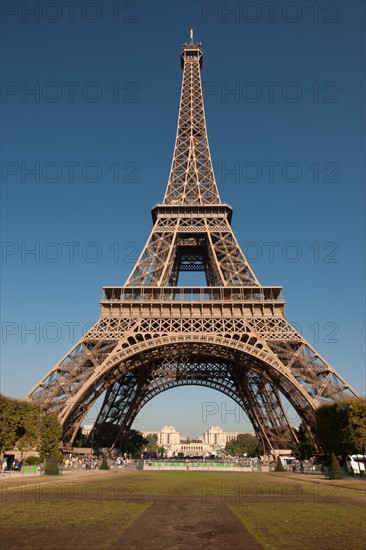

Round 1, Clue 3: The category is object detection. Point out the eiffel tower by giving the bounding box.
[27,30,359,453]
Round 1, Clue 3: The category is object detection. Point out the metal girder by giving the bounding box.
[125,216,258,287]
[164,38,218,206]
[26,32,360,453]
[90,356,296,453]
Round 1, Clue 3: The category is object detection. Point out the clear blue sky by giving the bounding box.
[1,1,365,437]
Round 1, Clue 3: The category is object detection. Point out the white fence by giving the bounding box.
[143,460,257,472]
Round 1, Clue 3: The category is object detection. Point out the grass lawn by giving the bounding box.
[0,500,150,549]
[3,470,317,497]
[1,470,364,549]
[55,470,364,502]
[229,502,366,550]
[10,470,317,497]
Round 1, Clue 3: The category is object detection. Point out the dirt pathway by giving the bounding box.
[116,496,263,549]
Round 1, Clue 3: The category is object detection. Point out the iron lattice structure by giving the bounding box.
[27,32,359,453]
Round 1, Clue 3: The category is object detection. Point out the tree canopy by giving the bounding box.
[124,430,148,455]
[225,433,258,456]
[293,423,315,460]
[144,433,164,455]
[0,394,62,461]
[315,398,366,458]
[39,412,63,460]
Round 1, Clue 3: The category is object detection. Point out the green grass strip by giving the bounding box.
[1,500,150,549]
[229,502,366,550]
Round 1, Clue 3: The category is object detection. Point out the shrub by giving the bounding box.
[329,452,342,473]
[44,454,59,475]
[25,455,42,465]
[99,457,109,470]
[316,398,366,458]
[275,456,285,472]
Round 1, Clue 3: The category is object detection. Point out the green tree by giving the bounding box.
[237,433,259,456]
[329,452,342,473]
[124,430,148,455]
[44,453,60,476]
[0,395,41,461]
[275,456,285,472]
[38,413,63,461]
[25,456,42,465]
[16,401,41,461]
[0,394,19,456]
[145,433,159,454]
[225,440,236,454]
[347,400,366,453]
[316,398,366,460]
[326,452,344,479]
[0,395,63,464]
[225,433,258,456]
[293,424,314,460]
[99,456,109,470]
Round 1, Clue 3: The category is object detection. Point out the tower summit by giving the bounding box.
[189,27,194,44]
[126,30,258,287]
[166,29,215,205]
[26,34,359,454]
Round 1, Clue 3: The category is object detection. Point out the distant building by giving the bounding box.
[140,425,245,457]
[80,423,252,457]
[141,425,180,446]
[201,426,241,449]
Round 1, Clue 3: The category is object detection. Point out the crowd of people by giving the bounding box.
[61,454,140,471]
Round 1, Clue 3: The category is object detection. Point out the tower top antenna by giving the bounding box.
[189,27,194,43]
